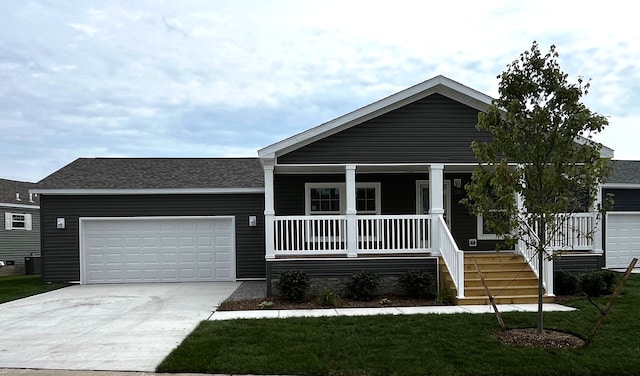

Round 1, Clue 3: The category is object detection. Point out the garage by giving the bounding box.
[606,212,640,269]
[80,216,235,284]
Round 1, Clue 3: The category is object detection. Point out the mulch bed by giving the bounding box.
[218,294,440,311]
[496,328,585,348]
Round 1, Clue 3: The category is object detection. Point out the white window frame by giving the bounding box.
[477,211,504,240]
[415,180,451,228]
[4,212,32,231]
[305,182,381,215]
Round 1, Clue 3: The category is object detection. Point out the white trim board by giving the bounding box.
[32,188,264,195]
[0,203,40,209]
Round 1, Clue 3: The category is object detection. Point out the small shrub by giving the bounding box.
[554,270,579,295]
[277,270,309,303]
[318,289,341,307]
[579,272,608,297]
[398,270,435,298]
[346,271,380,301]
[258,300,274,309]
[379,297,392,305]
[595,270,619,294]
[580,270,618,296]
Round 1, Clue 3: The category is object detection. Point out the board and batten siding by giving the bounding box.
[40,194,265,283]
[0,207,41,266]
[277,94,491,164]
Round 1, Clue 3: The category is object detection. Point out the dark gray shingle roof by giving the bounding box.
[36,158,264,190]
[607,160,640,185]
[0,178,39,205]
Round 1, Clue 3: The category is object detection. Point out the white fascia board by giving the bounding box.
[574,135,614,158]
[258,75,493,159]
[0,202,40,209]
[602,183,640,189]
[31,188,265,195]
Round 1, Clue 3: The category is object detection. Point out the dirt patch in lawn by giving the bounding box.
[496,328,585,348]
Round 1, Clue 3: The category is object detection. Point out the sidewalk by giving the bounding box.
[210,303,576,320]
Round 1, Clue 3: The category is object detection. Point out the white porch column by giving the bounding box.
[345,164,358,257]
[263,160,276,259]
[592,185,603,254]
[429,164,444,254]
[429,164,444,215]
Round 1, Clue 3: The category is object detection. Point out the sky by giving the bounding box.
[2,1,639,182]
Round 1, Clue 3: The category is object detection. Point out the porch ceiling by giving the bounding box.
[273,163,477,174]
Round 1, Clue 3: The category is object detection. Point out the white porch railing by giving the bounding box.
[434,215,465,298]
[273,215,347,254]
[547,212,594,250]
[272,215,431,256]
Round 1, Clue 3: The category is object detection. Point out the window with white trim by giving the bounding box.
[305,183,381,215]
[4,212,32,230]
[477,209,511,240]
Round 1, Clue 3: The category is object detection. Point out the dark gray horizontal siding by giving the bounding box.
[604,188,640,211]
[553,255,603,273]
[267,257,438,278]
[0,208,41,266]
[278,94,491,164]
[266,257,438,296]
[40,194,265,283]
[274,172,503,251]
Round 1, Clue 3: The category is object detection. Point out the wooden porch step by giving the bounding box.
[464,262,531,271]
[439,253,555,305]
[463,285,540,297]
[458,295,556,305]
[464,277,539,287]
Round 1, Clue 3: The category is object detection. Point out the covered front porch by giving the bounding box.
[262,162,601,301]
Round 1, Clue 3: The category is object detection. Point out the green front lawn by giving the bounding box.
[0,275,68,304]
[158,274,640,376]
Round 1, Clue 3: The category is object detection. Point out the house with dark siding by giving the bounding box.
[0,179,41,275]
[32,76,640,304]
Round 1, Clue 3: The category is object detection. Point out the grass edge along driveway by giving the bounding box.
[0,275,68,304]
[158,274,640,376]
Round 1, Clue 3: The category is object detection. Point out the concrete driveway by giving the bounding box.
[0,282,240,372]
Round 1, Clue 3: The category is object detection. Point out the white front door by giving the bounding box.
[417,180,451,228]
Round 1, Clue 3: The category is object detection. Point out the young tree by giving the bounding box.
[464,42,612,333]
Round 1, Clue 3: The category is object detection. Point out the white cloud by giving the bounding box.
[1,0,639,181]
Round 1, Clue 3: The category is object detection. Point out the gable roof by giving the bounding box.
[606,160,640,185]
[258,75,493,159]
[33,158,264,194]
[0,178,39,207]
[258,75,614,160]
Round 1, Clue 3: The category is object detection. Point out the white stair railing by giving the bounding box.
[436,216,465,298]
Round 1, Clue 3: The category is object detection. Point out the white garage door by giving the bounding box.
[80,217,235,284]
[606,212,640,269]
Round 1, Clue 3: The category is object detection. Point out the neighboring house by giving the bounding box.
[33,76,640,304]
[0,178,41,275]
